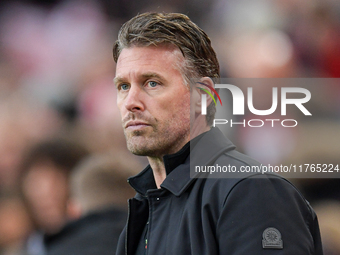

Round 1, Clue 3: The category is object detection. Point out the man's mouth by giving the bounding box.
[125,121,151,130]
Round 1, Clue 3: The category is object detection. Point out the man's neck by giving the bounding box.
[147,156,166,189]
[148,124,211,189]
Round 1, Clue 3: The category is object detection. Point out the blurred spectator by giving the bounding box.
[44,152,138,255]
[290,3,340,77]
[0,192,32,255]
[19,139,88,255]
[283,121,340,204]
[0,94,63,192]
[314,201,340,255]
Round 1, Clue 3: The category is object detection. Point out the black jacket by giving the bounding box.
[45,207,127,255]
[116,127,323,255]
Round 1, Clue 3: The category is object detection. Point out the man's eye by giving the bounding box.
[120,84,130,90]
[147,81,158,88]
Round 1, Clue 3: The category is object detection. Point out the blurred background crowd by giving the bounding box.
[0,0,339,254]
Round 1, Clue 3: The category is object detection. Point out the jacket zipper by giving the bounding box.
[145,197,152,255]
[125,199,131,255]
[144,221,149,255]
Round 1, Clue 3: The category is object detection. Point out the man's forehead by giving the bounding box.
[117,44,183,63]
[114,45,185,81]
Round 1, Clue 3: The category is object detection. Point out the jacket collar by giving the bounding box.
[127,141,191,196]
[128,127,236,197]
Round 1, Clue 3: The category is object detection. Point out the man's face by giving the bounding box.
[22,163,69,234]
[115,45,191,157]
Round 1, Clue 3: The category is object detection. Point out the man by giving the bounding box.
[113,12,323,254]
[20,138,88,255]
[44,153,138,255]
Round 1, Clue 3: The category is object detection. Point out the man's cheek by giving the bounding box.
[116,102,126,119]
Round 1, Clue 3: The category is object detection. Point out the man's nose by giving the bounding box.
[124,85,145,112]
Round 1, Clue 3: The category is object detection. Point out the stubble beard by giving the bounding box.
[124,126,160,156]
[124,115,190,158]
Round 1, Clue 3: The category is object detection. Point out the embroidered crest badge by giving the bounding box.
[262,227,283,249]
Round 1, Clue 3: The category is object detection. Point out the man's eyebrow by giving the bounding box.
[113,76,124,86]
[141,72,165,80]
[113,73,165,85]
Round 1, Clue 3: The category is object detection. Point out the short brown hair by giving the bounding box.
[70,153,138,213]
[113,12,220,126]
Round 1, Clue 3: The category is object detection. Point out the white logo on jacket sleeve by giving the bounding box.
[262,227,283,249]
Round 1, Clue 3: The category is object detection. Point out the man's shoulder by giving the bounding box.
[195,149,305,207]
[216,149,261,167]
[199,171,311,214]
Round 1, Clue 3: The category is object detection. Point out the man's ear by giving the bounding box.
[195,77,214,114]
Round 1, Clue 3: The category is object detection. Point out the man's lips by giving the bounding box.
[125,121,151,130]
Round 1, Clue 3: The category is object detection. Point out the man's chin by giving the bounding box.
[126,136,152,156]
[126,139,164,157]
[127,145,156,157]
